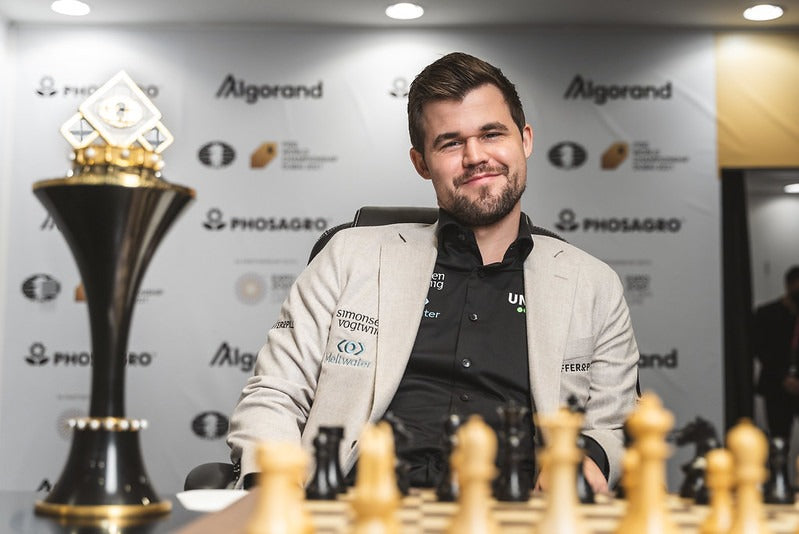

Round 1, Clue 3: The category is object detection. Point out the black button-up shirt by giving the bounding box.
[386,210,536,486]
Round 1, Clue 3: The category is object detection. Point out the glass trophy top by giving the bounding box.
[60,71,174,154]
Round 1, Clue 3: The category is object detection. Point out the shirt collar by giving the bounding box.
[436,209,534,263]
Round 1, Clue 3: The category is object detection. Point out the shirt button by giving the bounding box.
[468,313,478,321]
[457,233,466,241]
[461,358,472,368]
[460,393,470,402]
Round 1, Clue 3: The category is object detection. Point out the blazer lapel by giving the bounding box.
[525,239,578,415]
[368,225,437,422]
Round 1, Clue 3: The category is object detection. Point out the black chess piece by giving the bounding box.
[306,429,337,500]
[382,411,412,495]
[321,426,346,494]
[494,401,532,502]
[764,436,794,504]
[669,416,719,504]
[435,413,463,502]
[565,395,595,504]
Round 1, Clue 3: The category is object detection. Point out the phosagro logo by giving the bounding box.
[191,411,229,440]
[639,349,678,369]
[202,207,328,233]
[555,208,682,234]
[198,141,236,168]
[216,74,323,104]
[548,142,587,170]
[22,274,61,302]
[564,75,672,105]
[210,342,256,372]
[23,342,154,367]
[35,75,159,99]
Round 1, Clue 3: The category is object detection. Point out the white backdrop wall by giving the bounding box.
[0,25,721,493]
[0,16,12,438]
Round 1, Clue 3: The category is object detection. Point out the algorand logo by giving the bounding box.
[564,75,672,105]
[216,74,323,104]
[639,349,678,369]
[555,208,682,234]
[210,342,256,372]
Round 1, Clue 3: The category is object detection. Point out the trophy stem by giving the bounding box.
[33,177,193,519]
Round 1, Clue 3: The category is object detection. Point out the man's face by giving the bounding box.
[410,84,533,227]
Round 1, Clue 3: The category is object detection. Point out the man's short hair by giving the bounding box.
[407,52,526,155]
[785,265,799,286]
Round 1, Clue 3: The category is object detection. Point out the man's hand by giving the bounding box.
[783,375,799,395]
[534,457,609,494]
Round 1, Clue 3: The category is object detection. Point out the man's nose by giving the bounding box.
[462,137,488,166]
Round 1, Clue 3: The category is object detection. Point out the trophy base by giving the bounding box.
[34,498,171,521]
[36,421,170,522]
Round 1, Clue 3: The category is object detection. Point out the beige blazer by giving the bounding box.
[228,222,639,487]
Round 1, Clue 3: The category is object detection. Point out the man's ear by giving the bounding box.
[410,147,431,180]
[522,124,533,158]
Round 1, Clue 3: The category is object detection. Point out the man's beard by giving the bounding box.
[446,169,526,227]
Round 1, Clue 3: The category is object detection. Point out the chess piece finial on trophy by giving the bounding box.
[33,71,195,521]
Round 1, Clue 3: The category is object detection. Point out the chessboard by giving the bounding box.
[179,392,799,534]
[178,488,799,534]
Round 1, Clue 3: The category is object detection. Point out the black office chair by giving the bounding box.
[184,206,565,490]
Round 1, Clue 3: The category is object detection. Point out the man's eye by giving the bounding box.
[441,141,461,149]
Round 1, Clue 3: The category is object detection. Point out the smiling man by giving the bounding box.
[228,52,640,493]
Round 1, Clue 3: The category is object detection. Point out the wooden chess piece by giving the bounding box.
[727,418,773,534]
[699,448,734,534]
[246,442,313,534]
[351,422,402,534]
[614,392,679,534]
[447,415,499,534]
[615,446,640,532]
[534,407,589,534]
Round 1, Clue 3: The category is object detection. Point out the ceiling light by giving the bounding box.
[784,183,799,194]
[743,4,784,21]
[51,0,91,16]
[385,3,424,20]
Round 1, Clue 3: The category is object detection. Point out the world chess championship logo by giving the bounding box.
[548,142,587,170]
[601,141,629,170]
[251,142,278,168]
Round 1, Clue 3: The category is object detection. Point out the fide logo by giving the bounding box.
[198,141,236,168]
[21,274,61,302]
[548,142,587,170]
[191,411,229,440]
[203,208,226,231]
[555,209,579,232]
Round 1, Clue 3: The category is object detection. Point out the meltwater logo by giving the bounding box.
[216,74,323,104]
[564,75,672,105]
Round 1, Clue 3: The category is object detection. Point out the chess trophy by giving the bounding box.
[33,71,194,520]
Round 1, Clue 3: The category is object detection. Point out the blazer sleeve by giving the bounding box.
[579,265,640,488]
[226,230,350,486]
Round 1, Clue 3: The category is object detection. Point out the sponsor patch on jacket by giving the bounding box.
[324,352,372,368]
[561,362,591,373]
[272,320,294,329]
